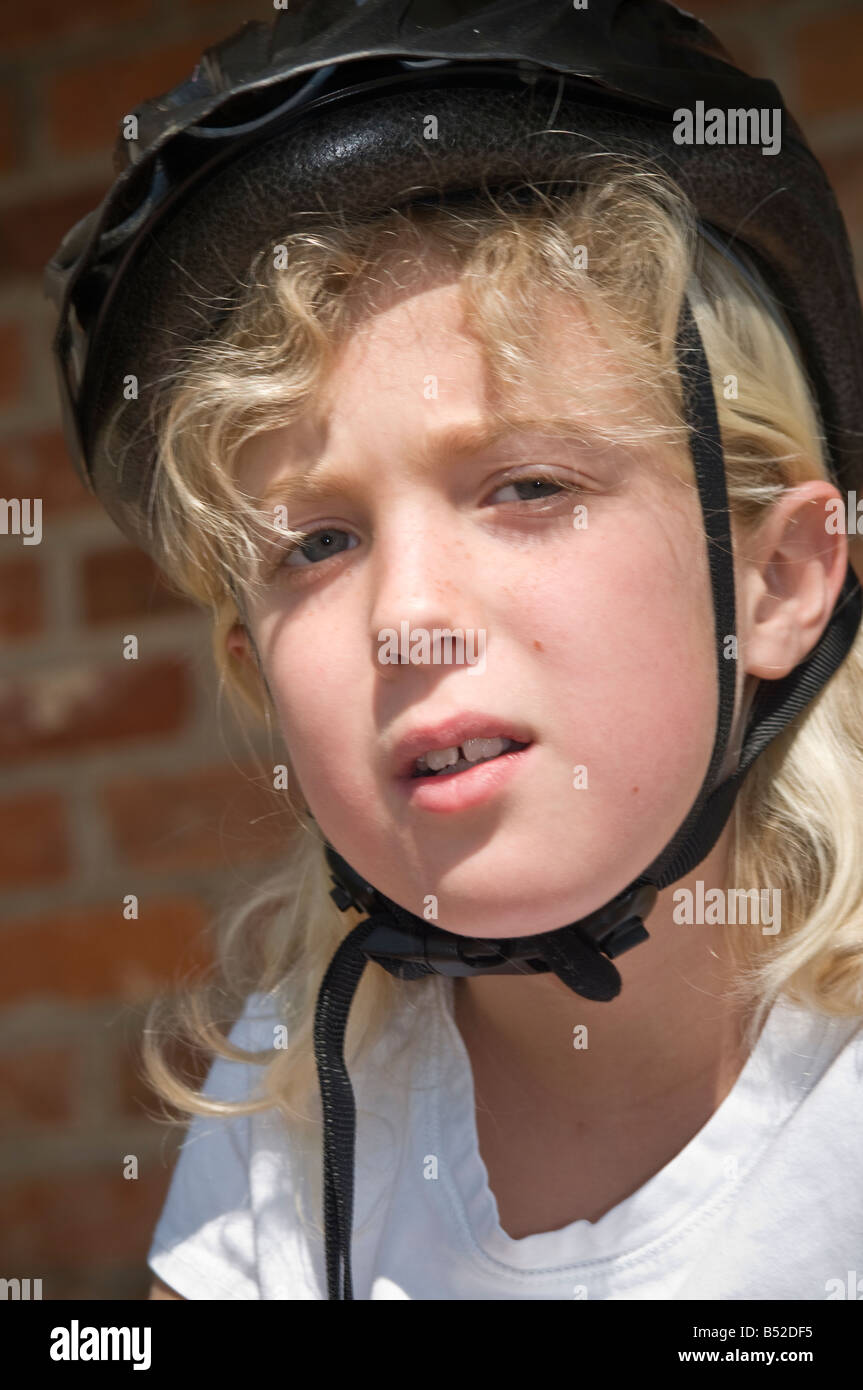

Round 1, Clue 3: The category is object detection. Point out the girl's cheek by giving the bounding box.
[526,523,714,782]
[266,498,714,822]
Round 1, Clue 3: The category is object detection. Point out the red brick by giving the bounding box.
[46,39,210,156]
[687,0,785,8]
[0,896,212,1005]
[82,545,194,624]
[1,0,155,50]
[45,1266,155,1300]
[0,183,108,281]
[186,0,275,16]
[0,556,43,639]
[0,1166,173,1266]
[0,656,192,763]
[102,761,293,870]
[0,319,27,407]
[0,1044,76,1126]
[118,1025,209,1121]
[0,85,18,175]
[0,431,102,516]
[794,12,863,118]
[0,791,68,888]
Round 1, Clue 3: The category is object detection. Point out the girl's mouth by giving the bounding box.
[410,737,531,778]
[398,740,536,814]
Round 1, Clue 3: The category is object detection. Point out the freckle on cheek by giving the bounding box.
[632,786,639,794]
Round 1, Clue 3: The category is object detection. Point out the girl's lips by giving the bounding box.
[391,715,535,779]
[395,741,535,813]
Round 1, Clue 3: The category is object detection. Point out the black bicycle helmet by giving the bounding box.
[44,0,863,1300]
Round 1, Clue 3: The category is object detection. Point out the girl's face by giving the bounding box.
[231,267,723,938]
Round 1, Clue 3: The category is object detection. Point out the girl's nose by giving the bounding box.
[368,507,485,675]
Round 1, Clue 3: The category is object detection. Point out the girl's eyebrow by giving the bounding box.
[255,414,608,508]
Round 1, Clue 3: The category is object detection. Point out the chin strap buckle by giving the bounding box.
[324,842,658,979]
[575,882,658,958]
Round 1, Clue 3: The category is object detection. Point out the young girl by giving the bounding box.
[45,1,863,1301]
[137,158,863,1299]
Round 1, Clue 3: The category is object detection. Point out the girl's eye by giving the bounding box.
[489,474,575,505]
[275,472,579,574]
[280,527,358,570]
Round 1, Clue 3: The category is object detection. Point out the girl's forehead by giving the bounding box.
[234,266,678,498]
[299,291,617,415]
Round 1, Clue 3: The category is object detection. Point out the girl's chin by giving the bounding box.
[422,892,626,939]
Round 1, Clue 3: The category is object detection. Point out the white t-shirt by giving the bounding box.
[147,973,863,1300]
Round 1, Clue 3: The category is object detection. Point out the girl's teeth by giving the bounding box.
[422,745,460,772]
[417,736,511,774]
[463,736,510,762]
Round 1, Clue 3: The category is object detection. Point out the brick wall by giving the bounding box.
[0,0,293,1305]
[1,0,862,1302]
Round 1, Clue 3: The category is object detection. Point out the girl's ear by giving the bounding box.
[738,480,849,683]
[226,621,251,665]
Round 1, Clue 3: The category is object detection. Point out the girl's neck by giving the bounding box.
[451,825,761,1126]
